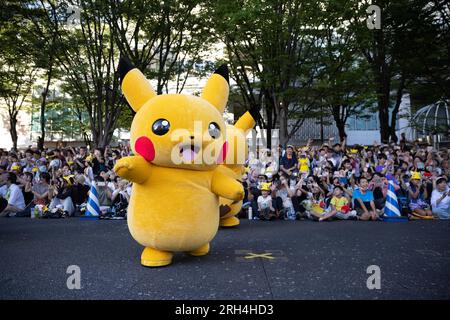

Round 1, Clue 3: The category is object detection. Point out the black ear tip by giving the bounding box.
[214,64,229,84]
[118,56,135,84]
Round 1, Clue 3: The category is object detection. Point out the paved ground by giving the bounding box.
[0,218,449,300]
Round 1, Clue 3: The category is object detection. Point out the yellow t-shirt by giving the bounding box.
[299,158,309,173]
[330,196,348,211]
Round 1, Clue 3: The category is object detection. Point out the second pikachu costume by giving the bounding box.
[219,109,259,227]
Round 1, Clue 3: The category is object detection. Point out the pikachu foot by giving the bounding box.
[141,247,173,267]
[188,243,210,257]
[220,216,240,228]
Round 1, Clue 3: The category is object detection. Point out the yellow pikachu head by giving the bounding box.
[118,57,230,170]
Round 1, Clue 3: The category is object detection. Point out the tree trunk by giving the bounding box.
[266,105,272,149]
[331,105,348,143]
[389,76,406,143]
[373,29,391,144]
[279,105,288,147]
[96,130,114,149]
[38,61,54,150]
[9,116,18,151]
[320,110,324,144]
[375,62,391,143]
[378,97,390,143]
[335,117,347,143]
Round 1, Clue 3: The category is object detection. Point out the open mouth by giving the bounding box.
[179,143,200,162]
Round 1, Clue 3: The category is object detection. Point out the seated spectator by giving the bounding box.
[319,186,356,221]
[257,182,276,220]
[49,176,75,216]
[274,174,296,220]
[32,172,51,206]
[0,172,26,217]
[14,171,52,218]
[431,177,450,219]
[112,179,130,205]
[352,177,379,221]
[95,176,113,209]
[280,145,298,178]
[375,153,388,174]
[0,171,7,212]
[18,172,34,206]
[371,173,387,213]
[92,148,107,176]
[408,172,432,218]
[298,152,310,175]
[71,175,90,207]
[302,180,327,220]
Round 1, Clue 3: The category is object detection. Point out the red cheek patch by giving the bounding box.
[217,141,228,164]
[135,136,155,162]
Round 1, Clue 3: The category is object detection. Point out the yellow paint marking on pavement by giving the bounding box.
[244,253,275,260]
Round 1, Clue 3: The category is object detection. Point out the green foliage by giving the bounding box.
[0,0,448,147]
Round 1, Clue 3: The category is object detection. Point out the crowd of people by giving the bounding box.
[242,137,450,221]
[0,135,449,222]
[0,145,132,219]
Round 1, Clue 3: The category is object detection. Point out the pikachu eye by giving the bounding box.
[152,119,170,136]
[208,122,221,139]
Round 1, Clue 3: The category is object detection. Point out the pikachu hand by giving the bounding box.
[113,156,151,184]
[212,168,245,201]
[114,158,132,177]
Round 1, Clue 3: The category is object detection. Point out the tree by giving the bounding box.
[24,0,126,148]
[26,4,59,150]
[210,0,325,147]
[0,4,38,150]
[315,1,375,142]
[350,0,446,143]
[0,60,37,150]
[21,0,213,147]
[107,0,213,95]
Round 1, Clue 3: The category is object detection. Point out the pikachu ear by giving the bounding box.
[235,111,256,135]
[118,56,156,112]
[201,64,229,113]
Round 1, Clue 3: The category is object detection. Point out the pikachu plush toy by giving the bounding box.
[115,57,244,267]
[219,110,258,227]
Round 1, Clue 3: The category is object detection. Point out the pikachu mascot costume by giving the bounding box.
[115,57,244,267]
[219,109,259,227]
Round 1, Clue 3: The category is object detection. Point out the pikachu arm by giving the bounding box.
[234,111,256,133]
[113,156,151,184]
[211,168,244,202]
